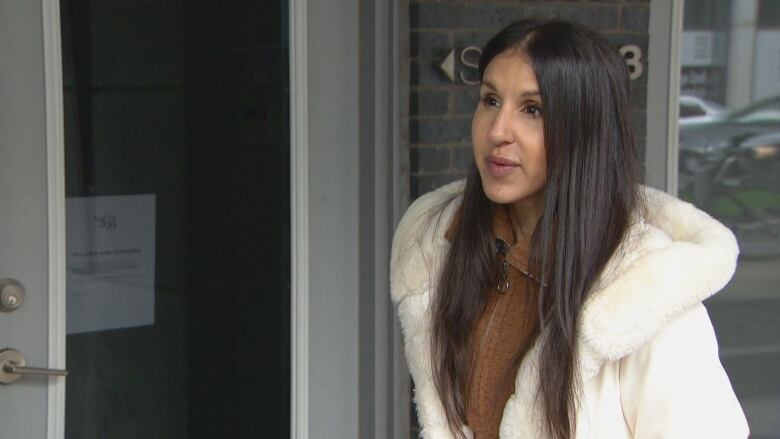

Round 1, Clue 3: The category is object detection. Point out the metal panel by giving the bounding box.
[307,0,361,437]
[647,0,683,193]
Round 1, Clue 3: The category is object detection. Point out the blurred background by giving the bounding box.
[677,2,780,438]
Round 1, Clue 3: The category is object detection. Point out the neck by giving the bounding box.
[508,191,544,240]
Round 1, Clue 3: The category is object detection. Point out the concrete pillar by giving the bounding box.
[726,0,758,110]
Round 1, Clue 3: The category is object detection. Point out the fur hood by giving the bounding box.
[390,180,740,438]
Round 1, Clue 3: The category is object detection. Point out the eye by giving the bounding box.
[481,95,500,108]
[522,103,543,118]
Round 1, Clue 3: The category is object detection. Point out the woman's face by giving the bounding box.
[472,50,546,207]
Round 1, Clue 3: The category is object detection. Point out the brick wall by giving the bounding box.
[408,0,650,199]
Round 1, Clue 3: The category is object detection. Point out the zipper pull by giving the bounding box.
[497,257,509,294]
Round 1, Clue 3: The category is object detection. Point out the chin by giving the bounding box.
[484,190,528,205]
[480,178,521,205]
[479,175,543,206]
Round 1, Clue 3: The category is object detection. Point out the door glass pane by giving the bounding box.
[60,1,290,437]
[678,1,780,437]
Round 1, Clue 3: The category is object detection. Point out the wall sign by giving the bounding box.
[440,44,645,84]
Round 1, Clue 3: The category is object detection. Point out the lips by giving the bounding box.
[486,156,519,177]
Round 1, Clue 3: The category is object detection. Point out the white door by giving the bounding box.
[0,0,65,437]
[1,1,292,437]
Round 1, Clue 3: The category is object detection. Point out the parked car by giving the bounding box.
[680,95,780,171]
[679,95,727,126]
[679,96,780,258]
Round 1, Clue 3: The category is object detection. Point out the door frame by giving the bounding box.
[42,0,67,437]
[646,0,684,194]
[290,0,408,438]
[289,0,308,437]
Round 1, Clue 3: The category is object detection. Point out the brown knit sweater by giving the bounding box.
[447,206,540,439]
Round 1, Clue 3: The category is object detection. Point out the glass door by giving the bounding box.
[60,1,290,437]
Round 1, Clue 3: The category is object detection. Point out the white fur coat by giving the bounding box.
[390,181,749,438]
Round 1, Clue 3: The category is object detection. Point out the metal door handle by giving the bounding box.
[0,348,68,384]
[4,363,69,376]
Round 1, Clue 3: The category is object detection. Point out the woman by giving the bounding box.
[391,20,749,439]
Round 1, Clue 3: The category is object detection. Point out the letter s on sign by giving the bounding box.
[619,44,643,80]
[459,46,482,85]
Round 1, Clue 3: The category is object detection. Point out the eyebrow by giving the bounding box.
[480,80,541,98]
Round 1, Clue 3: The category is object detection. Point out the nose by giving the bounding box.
[487,107,514,147]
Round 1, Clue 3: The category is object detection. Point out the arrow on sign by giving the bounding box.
[440,49,455,83]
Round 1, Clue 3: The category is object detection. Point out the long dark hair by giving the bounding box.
[430,20,642,439]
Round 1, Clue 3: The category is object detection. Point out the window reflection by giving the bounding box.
[678,1,780,437]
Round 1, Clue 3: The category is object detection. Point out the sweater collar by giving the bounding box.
[444,203,532,274]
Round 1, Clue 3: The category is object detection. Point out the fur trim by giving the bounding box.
[578,187,739,377]
[390,180,463,304]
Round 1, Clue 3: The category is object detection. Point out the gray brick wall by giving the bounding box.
[408,0,650,198]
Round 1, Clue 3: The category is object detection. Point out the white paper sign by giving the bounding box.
[66,195,156,334]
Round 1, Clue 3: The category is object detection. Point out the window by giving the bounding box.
[677,1,780,437]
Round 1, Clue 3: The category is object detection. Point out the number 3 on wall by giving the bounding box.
[619,45,643,80]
